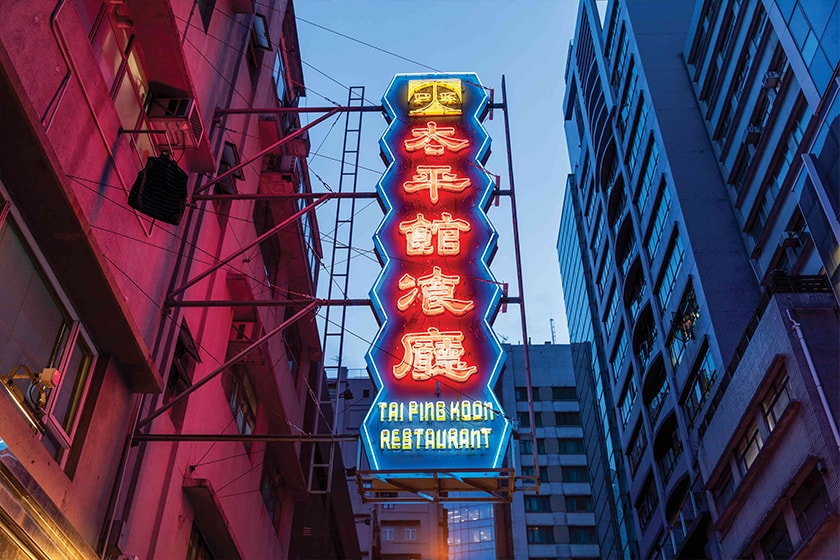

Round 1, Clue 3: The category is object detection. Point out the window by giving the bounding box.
[636,142,660,213]
[197,0,216,32]
[524,495,552,513]
[522,465,549,484]
[518,412,530,428]
[792,472,830,541]
[762,375,791,431]
[552,386,577,400]
[596,247,612,296]
[223,364,257,452]
[611,26,629,85]
[566,495,594,512]
[562,466,590,483]
[558,439,586,454]
[656,232,685,310]
[165,323,200,429]
[216,142,242,194]
[246,13,272,74]
[0,196,97,466]
[667,332,688,370]
[537,439,546,454]
[685,345,716,425]
[404,527,417,541]
[636,476,659,531]
[712,468,735,512]
[618,58,638,132]
[520,439,532,454]
[272,51,287,106]
[759,513,793,560]
[619,376,637,427]
[89,3,154,160]
[186,522,215,560]
[260,451,284,531]
[515,386,529,401]
[628,424,647,475]
[569,526,599,544]
[735,422,763,475]
[646,187,672,256]
[627,98,649,170]
[526,526,555,544]
[381,527,394,541]
[610,325,628,380]
[604,283,620,334]
[555,412,581,426]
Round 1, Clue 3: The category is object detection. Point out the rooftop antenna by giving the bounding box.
[550,318,557,344]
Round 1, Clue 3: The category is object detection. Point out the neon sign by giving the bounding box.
[362,74,510,472]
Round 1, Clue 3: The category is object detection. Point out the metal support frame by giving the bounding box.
[501,75,538,491]
[137,81,538,502]
[136,301,317,429]
[166,194,330,300]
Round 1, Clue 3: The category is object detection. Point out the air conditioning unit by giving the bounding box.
[743,125,762,145]
[780,230,803,248]
[230,321,260,342]
[761,71,781,89]
[147,98,205,150]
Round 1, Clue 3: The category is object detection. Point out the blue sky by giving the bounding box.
[294,0,592,367]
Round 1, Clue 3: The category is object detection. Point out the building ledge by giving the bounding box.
[183,478,243,559]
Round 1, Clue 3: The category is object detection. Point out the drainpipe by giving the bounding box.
[43,0,70,131]
[786,309,840,453]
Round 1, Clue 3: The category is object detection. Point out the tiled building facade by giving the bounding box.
[0,1,359,558]
[559,0,838,558]
[499,343,601,560]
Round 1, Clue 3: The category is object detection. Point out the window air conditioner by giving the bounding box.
[761,71,781,89]
[147,98,205,150]
[780,230,803,248]
[230,321,260,342]
[742,125,762,145]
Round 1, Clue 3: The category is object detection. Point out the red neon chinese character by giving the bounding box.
[431,212,471,256]
[398,213,434,256]
[404,122,470,156]
[393,327,478,382]
[403,165,470,204]
[396,266,475,316]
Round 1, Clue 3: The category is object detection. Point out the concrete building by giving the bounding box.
[0,1,359,558]
[497,343,601,560]
[333,372,449,560]
[559,0,838,558]
[558,194,639,559]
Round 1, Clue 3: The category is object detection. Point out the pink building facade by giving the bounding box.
[0,0,359,558]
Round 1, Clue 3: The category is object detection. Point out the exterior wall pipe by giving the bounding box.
[501,75,538,486]
[98,393,143,559]
[786,309,840,452]
[43,0,70,131]
[44,0,151,235]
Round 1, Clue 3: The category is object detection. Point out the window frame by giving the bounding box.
[0,193,98,465]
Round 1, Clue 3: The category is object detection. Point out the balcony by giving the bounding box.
[643,359,669,425]
[653,415,683,487]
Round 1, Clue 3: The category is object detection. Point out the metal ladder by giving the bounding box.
[309,86,365,494]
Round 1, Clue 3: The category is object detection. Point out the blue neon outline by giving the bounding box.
[361,73,511,472]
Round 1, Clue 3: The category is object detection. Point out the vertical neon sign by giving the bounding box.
[363,74,510,473]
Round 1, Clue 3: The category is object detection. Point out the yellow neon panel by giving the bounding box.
[407,79,463,116]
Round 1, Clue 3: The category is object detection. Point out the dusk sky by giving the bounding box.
[294,0,602,368]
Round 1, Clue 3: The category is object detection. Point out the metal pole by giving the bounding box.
[195,107,342,195]
[165,298,373,308]
[167,194,331,299]
[133,433,360,443]
[192,192,378,202]
[214,105,383,116]
[501,75,538,486]
[135,301,317,429]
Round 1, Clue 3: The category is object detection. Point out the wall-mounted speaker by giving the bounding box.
[128,155,188,225]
